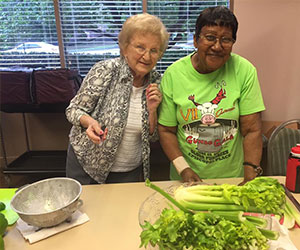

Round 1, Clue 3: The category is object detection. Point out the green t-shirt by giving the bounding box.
[158,53,265,180]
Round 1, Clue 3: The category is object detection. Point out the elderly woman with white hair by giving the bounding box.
[65,13,169,184]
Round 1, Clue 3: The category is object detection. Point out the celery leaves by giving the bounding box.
[140,208,270,250]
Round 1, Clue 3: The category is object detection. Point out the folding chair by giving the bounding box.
[267,119,300,175]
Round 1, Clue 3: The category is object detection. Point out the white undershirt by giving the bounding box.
[110,86,144,172]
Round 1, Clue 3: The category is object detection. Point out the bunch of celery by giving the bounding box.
[141,178,281,249]
[173,177,286,215]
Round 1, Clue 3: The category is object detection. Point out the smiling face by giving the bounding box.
[123,32,161,79]
[192,25,234,74]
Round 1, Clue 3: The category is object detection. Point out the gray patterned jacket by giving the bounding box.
[66,56,161,183]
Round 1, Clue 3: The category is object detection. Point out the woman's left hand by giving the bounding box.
[238,165,258,185]
[146,83,162,113]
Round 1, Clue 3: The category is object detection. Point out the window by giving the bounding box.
[59,0,142,75]
[0,1,60,69]
[147,0,230,73]
[0,1,230,75]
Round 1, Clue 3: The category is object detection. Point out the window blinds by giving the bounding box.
[147,0,230,73]
[59,0,142,76]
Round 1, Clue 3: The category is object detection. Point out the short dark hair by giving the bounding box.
[195,6,238,41]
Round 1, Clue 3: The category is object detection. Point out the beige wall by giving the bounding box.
[1,0,300,166]
[233,0,300,134]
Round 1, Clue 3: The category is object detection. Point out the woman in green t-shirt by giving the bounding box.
[158,6,265,185]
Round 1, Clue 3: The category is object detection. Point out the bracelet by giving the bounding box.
[243,162,263,176]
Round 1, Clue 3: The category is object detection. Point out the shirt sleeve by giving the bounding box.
[65,61,108,126]
[158,70,178,127]
[239,66,265,115]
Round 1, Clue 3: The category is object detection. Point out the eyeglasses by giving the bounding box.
[130,44,160,59]
[199,34,235,49]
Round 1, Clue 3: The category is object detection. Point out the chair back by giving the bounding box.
[267,119,300,175]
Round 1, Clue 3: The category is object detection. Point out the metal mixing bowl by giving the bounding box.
[10,177,82,228]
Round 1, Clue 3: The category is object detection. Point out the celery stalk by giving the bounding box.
[179,199,260,212]
[285,198,300,227]
[145,179,192,214]
[244,215,268,228]
[180,184,224,191]
[283,205,295,229]
[188,190,223,197]
[211,211,246,222]
[258,228,279,240]
[242,219,279,241]
[176,189,232,204]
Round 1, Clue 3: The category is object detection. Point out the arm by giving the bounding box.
[65,62,107,127]
[146,83,162,135]
[65,62,109,144]
[158,124,181,160]
[158,124,201,182]
[148,111,158,135]
[239,112,263,184]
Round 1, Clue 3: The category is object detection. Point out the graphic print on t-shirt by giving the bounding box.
[188,88,226,125]
[182,87,237,162]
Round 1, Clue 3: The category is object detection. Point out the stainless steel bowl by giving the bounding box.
[10,177,82,228]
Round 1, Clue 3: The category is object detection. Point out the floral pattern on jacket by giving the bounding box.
[66,56,161,183]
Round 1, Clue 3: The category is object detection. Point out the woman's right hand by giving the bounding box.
[86,123,107,144]
[180,168,202,183]
[80,115,107,144]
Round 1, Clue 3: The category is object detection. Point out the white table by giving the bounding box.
[3,177,300,250]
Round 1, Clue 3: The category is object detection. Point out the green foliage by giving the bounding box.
[0,235,4,250]
[140,208,270,250]
[0,213,8,236]
[0,203,5,212]
[242,177,286,214]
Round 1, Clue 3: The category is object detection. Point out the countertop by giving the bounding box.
[3,176,300,250]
